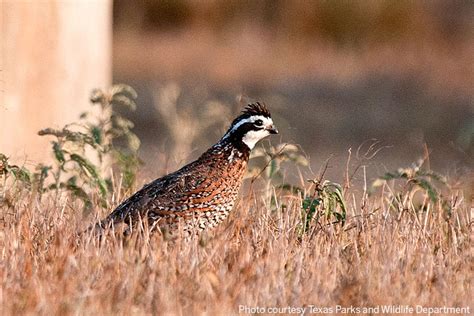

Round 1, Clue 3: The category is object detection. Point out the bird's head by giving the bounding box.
[223,102,278,150]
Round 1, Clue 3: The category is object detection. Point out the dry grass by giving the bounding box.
[0,169,471,315]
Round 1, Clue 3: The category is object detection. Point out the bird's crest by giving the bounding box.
[242,102,271,118]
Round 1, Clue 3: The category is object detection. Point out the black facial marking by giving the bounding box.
[225,122,264,152]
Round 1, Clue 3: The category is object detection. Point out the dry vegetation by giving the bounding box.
[1,85,471,315]
[1,159,471,315]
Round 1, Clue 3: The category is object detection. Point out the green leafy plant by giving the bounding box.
[371,159,448,208]
[0,154,35,209]
[0,84,140,212]
[37,127,108,207]
[246,143,345,235]
[35,84,140,211]
[88,84,141,188]
[301,179,347,234]
[0,154,33,190]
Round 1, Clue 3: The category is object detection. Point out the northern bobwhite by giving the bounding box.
[95,102,278,237]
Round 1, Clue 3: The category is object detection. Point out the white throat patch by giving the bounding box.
[242,115,274,149]
[242,129,271,150]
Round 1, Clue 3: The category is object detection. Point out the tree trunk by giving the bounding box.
[0,0,112,164]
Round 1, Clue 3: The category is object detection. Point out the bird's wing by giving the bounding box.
[102,160,213,226]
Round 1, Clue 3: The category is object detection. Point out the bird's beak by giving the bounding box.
[267,126,279,134]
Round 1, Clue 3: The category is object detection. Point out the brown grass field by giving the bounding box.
[2,2,472,315]
[0,160,471,315]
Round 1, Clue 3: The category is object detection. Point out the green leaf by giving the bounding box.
[33,164,52,192]
[302,197,320,214]
[417,170,447,184]
[381,172,403,181]
[10,167,32,184]
[69,154,107,198]
[52,142,65,164]
[63,131,97,149]
[63,179,93,210]
[69,154,95,176]
[268,159,278,178]
[114,150,142,189]
[329,184,346,222]
[413,178,438,202]
[91,126,103,145]
[301,197,321,232]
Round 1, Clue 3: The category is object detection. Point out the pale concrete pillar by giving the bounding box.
[0,0,112,164]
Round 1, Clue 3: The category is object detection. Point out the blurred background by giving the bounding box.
[2,0,473,184]
[113,0,473,182]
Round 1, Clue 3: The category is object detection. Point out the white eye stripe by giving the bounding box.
[221,115,274,143]
[228,115,273,134]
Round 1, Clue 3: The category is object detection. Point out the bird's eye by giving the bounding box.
[255,119,263,126]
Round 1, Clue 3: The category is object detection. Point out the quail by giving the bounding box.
[94,102,278,237]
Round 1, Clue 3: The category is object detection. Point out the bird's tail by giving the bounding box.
[80,202,132,239]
